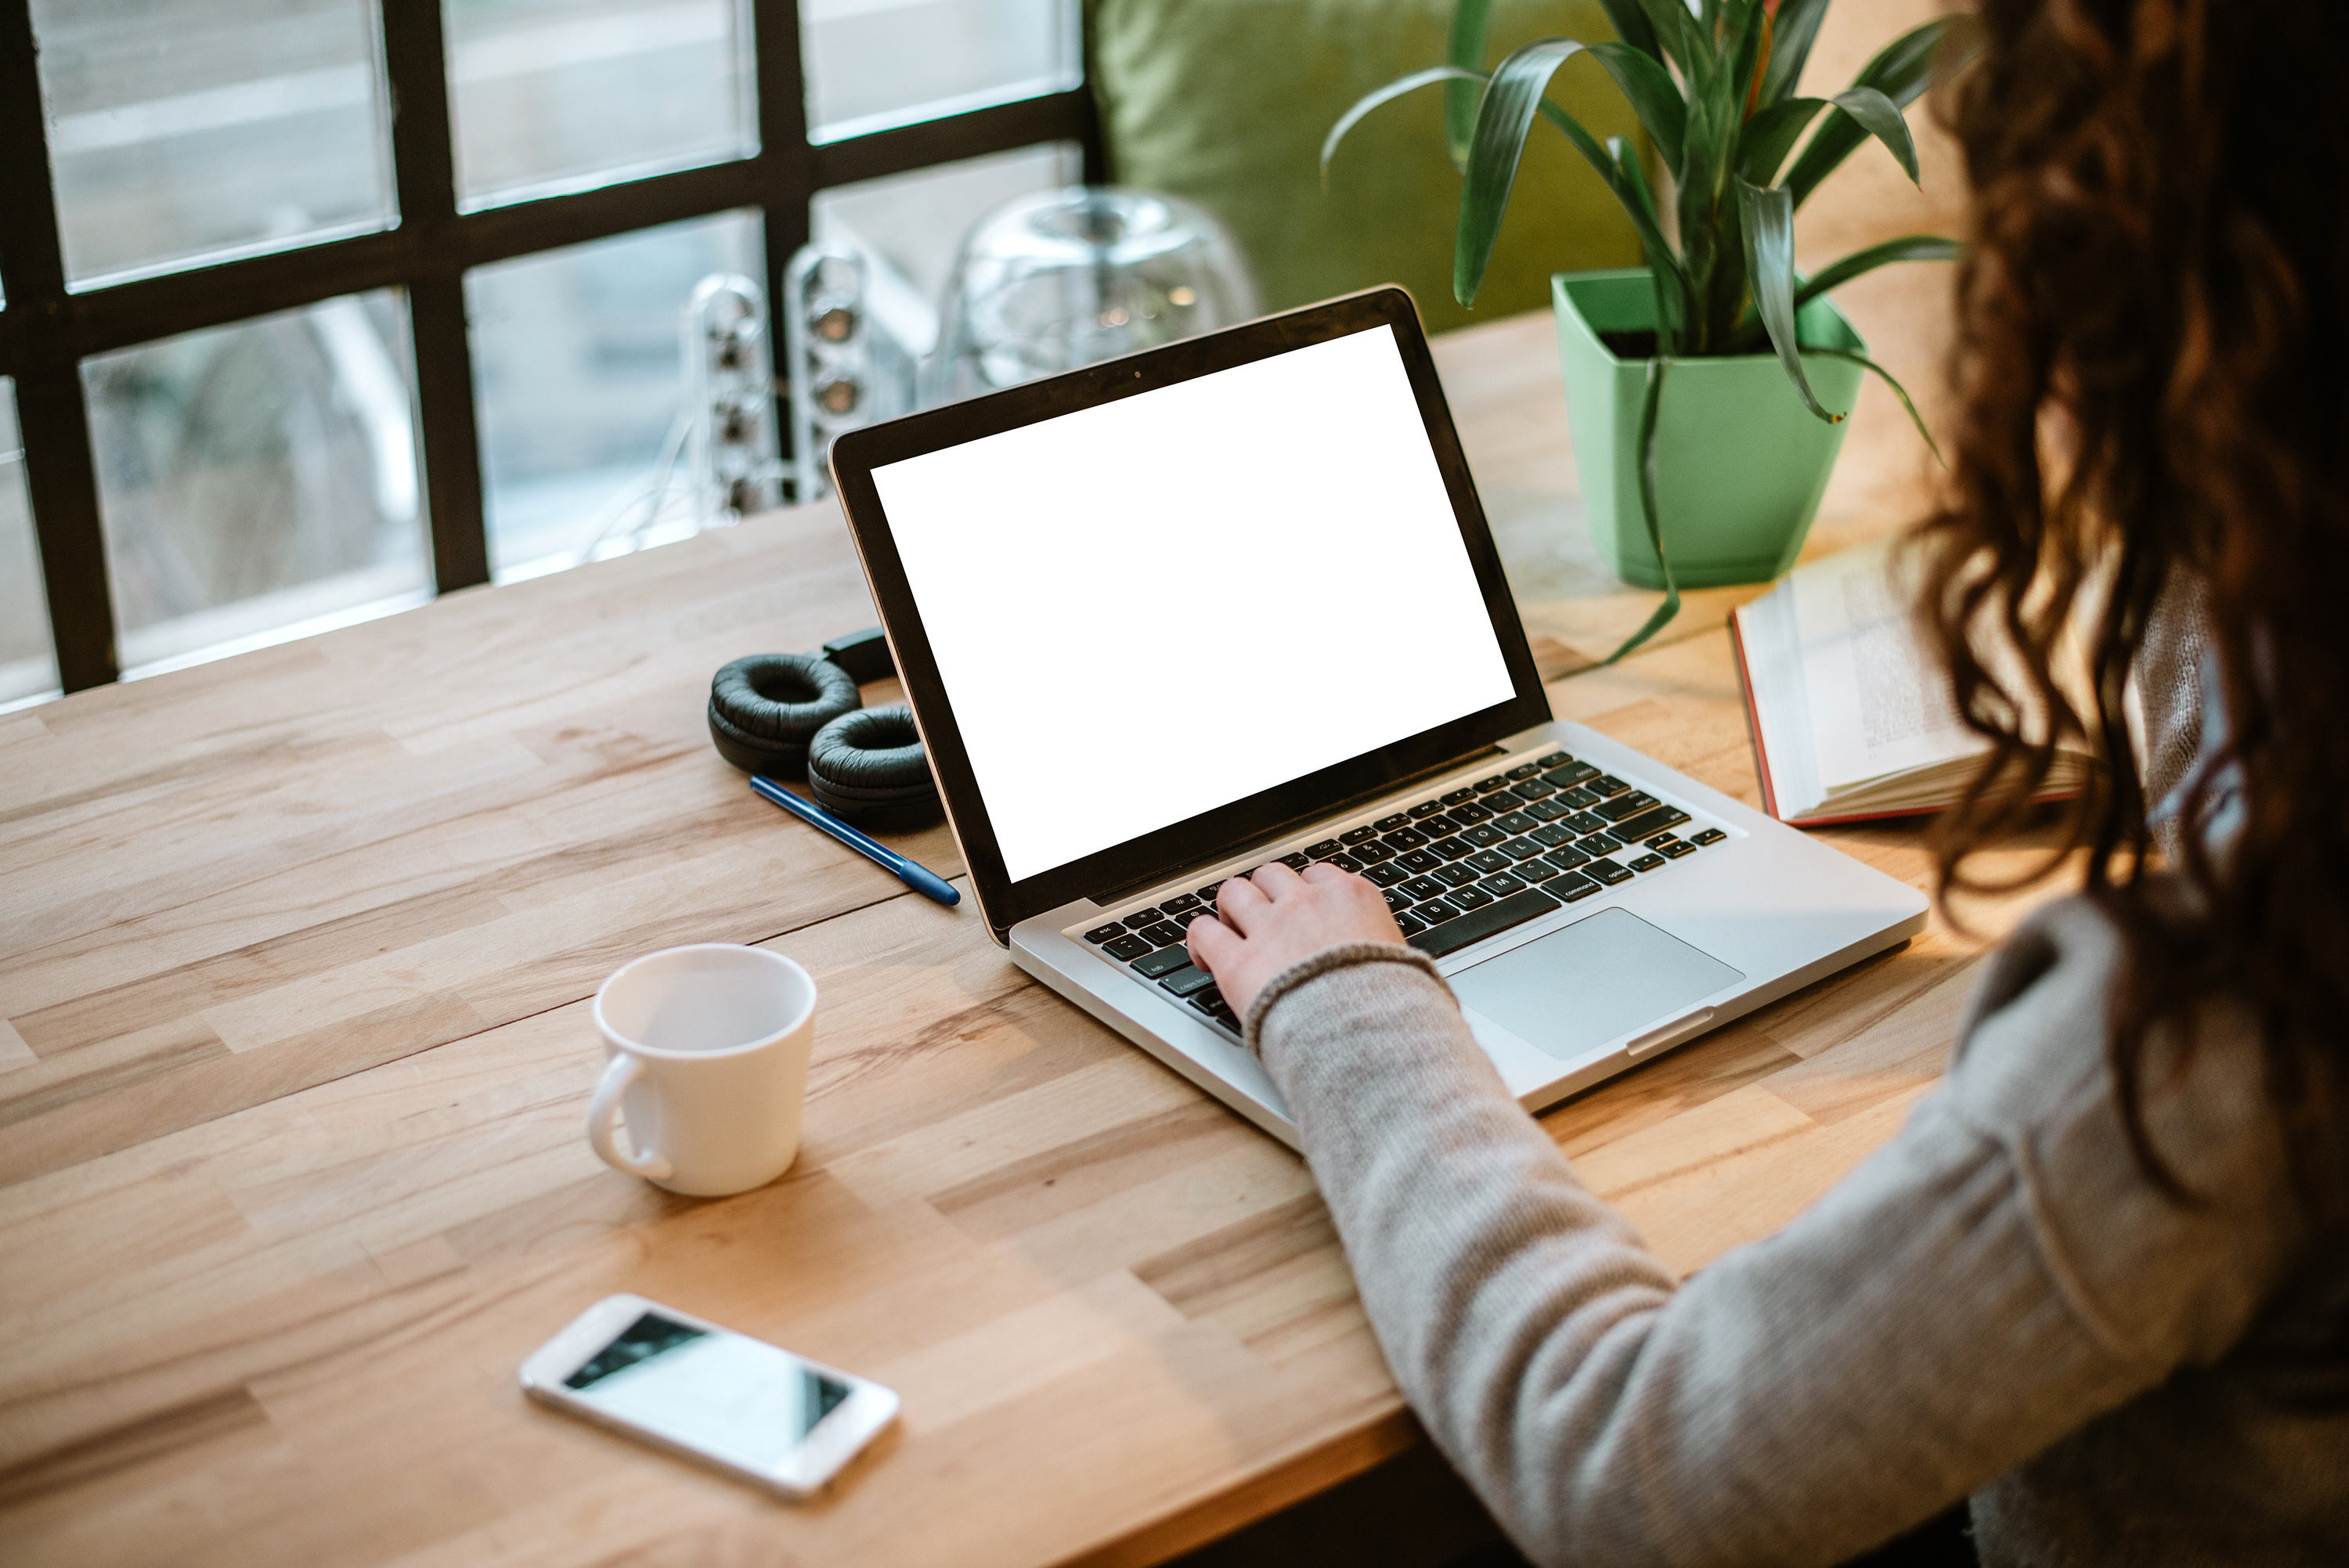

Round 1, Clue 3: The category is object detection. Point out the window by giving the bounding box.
[0,0,1100,697]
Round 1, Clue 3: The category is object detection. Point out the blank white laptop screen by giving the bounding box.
[870,324,1515,883]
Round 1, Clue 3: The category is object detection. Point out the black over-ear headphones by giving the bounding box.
[706,631,940,827]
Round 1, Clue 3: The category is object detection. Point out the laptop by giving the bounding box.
[828,288,1927,1148]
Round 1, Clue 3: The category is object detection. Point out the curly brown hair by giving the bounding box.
[1918,0,2349,1202]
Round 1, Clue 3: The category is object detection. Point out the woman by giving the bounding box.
[1185,2,2349,1563]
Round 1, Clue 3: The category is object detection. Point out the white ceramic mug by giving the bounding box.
[587,944,817,1197]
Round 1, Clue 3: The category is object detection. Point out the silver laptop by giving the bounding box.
[828,289,1926,1148]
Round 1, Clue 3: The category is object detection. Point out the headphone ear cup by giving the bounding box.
[806,705,940,830]
[707,653,862,778]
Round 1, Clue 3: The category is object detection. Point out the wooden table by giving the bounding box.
[0,311,2041,1568]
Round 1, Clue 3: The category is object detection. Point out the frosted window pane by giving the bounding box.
[0,382,60,708]
[803,0,1078,143]
[31,0,395,286]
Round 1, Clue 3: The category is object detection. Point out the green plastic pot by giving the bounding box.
[1552,268,1866,589]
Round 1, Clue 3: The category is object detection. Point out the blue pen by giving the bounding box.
[749,775,961,907]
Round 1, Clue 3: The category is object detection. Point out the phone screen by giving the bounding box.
[562,1310,853,1472]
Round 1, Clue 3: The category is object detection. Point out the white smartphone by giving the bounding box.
[520,1294,900,1498]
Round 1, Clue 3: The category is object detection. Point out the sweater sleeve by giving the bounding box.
[1249,899,2305,1568]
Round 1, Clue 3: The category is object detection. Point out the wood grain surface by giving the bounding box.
[0,300,2042,1568]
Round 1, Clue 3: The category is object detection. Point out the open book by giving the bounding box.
[1730,538,2095,825]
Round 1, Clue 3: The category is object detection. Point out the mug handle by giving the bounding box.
[587,1051,675,1181]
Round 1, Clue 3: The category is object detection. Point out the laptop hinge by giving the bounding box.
[1089,744,1509,906]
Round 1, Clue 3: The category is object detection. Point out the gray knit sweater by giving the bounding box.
[1246,601,2347,1565]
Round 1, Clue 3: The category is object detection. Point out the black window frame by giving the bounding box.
[0,0,1102,694]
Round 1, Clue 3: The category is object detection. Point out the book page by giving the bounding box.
[1792,538,1985,794]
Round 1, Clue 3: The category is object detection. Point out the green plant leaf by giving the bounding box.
[1723,233,1962,352]
[1735,175,1844,424]
[1445,0,1496,172]
[1633,0,1712,75]
[1810,346,1945,466]
[1783,19,1951,208]
[1322,64,1488,180]
[1594,0,1662,63]
[1737,95,1826,184]
[1759,0,1831,105]
[1724,0,1769,118]
[1532,99,1691,323]
[1604,356,1682,664]
[1456,39,1593,305]
[1586,40,1686,170]
[1829,85,1920,185]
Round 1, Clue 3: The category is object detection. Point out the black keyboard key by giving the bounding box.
[1474,774,1511,792]
[1448,884,1495,911]
[1578,832,1622,856]
[1611,803,1691,841]
[1105,934,1153,961]
[1394,910,1427,935]
[1352,839,1395,864]
[1084,923,1126,943]
[1196,882,1226,903]
[1460,824,1506,848]
[1133,944,1193,977]
[1431,862,1479,889]
[1553,871,1602,901]
[1451,801,1493,824]
[1381,827,1428,849]
[1597,791,1659,824]
[1465,849,1513,874]
[1563,810,1607,835]
[1373,813,1410,833]
[1340,825,1380,845]
[1496,837,1546,863]
[1510,778,1557,801]
[1407,799,1446,819]
[1160,964,1218,997]
[1382,889,1413,912]
[1545,845,1592,873]
[1305,839,1343,859]
[1277,852,1312,870]
[1124,911,1166,931]
[1478,873,1527,898]
[1138,921,1186,947]
[1506,762,1544,780]
[1587,858,1634,885]
[1365,861,1410,887]
[1324,852,1364,873]
[1189,987,1229,1015]
[1536,751,1571,768]
[1544,760,1599,787]
[1590,773,1630,796]
[1493,809,1538,834]
[1629,852,1667,873]
[1169,907,1216,927]
[1557,784,1603,809]
[1400,875,1446,901]
[1161,894,1201,914]
[1413,896,1458,924]
[1398,848,1442,873]
[1517,857,1563,883]
[1431,836,1476,861]
[1692,827,1728,846]
[1417,813,1460,835]
[1441,788,1478,806]
[1529,823,1573,847]
[1654,838,1698,860]
[1525,798,1573,821]
[1408,886,1562,957]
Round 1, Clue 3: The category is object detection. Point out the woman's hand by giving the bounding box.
[1186,861,1404,1018]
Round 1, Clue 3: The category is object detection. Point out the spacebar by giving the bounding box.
[1407,888,1562,958]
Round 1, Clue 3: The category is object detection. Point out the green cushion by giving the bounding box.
[1088,0,1647,334]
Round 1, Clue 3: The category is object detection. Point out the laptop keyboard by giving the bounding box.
[1073,749,1730,1037]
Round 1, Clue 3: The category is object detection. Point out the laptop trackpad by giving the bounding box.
[1450,908,1745,1062]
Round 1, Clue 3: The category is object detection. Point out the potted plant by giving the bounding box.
[1326,0,1968,658]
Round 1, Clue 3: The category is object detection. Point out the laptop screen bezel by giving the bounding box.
[828,287,1550,945]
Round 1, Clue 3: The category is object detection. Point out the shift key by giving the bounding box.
[1406,887,1562,958]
